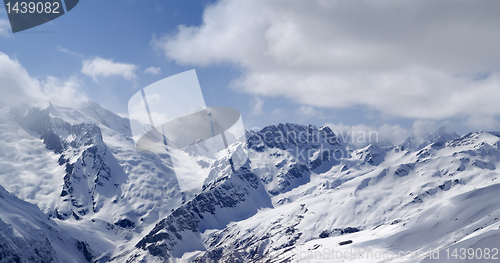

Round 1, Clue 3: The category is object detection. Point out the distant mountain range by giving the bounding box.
[0,101,499,262]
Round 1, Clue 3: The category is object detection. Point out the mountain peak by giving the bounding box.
[428,124,459,141]
[401,124,459,151]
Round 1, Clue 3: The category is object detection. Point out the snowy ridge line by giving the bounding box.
[1,102,500,262]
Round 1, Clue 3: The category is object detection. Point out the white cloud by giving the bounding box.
[57,46,83,58]
[0,52,88,108]
[144,66,161,75]
[0,19,11,36]
[0,53,46,107]
[377,124,412,145]
[326,119,461,148]
[155,0,500,130]
[412,120,438,138]
[250,96,264,116]
[326,123,410,147]
[296,106,321,119]
[464,115,499,131]
[81,57,137,81]
[42,76,88,107]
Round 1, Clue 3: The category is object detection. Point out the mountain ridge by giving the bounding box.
[1,102,500,262]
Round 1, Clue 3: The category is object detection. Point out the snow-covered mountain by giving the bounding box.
[0,184,93,262]
[1,102,185,261]
[1,101,500,263]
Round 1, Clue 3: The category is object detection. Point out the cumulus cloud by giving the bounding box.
[0,53,46,107]
[0,52,88,108]
[42,76,88,107]
[144,66,161,75]
[412,120,438,138]
[155,0,500,129]
[81,57,137,81]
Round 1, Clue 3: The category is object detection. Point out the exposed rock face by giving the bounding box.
[13,107,123,220]
[4,103,500,263]
[129,162,272,260]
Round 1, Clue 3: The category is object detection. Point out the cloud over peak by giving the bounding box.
[154,0,500,129]
[0,52,88,109]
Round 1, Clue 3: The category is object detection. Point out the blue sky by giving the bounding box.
[1,1,216,111]
[0,0,345,129]
[2,0,500,145]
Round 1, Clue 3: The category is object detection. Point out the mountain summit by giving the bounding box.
[401,124,459,151]
[0,102,499,263]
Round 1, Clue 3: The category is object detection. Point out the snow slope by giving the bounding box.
[122,126,500,262]
[0,103,185,260]
[1,100,500,263]
[0,185,92,263]
[187,130,500,263]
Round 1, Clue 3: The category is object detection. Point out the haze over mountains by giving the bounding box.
[0,100,499,263]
